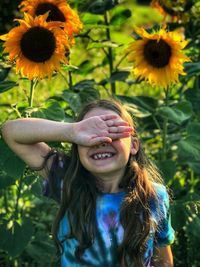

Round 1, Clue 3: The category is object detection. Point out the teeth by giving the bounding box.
[93,153,114,160]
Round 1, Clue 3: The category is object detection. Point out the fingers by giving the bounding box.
[108,132,132,139]
[108,126,133,133]
[90,131,132,146]
[100,114,119,121]
[101,115,129,125]
[106,120,129,127]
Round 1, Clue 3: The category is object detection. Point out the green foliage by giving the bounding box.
[0,218,34,257]
[0,139,26,178]
[158,101,193,125]
[0,0,20,34]
[0,0,200,266]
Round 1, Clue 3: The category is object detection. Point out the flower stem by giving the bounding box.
[162,87,170,161]
[68,71,73,88]
[3,190,8,214]
[29,79,37,108]
[13,175,23,220]
[104,11,116,96]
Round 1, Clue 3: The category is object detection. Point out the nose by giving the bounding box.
[95,142,107,148]
[101,142,107,147]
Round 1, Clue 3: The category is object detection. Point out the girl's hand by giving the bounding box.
[73,114,133,146]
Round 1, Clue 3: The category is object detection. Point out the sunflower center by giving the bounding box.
[35,3,66,22]
[144,39,171,68]
[20,27,56,62]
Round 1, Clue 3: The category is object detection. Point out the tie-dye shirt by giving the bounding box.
[43,151,175,267]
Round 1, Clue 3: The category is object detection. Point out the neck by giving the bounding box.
[94,169,125,193]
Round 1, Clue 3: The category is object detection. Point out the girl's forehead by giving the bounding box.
[83,107,120,119]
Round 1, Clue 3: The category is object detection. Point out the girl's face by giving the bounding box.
[78,108,139,182]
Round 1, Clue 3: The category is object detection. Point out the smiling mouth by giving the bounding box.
[90,152,116,160]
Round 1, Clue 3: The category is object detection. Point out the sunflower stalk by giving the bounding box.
[115,51,130,69]
[68,71,73,88]
[161,86,170,161]
[29,79,37,108]
[3,190,8,214]
[13,175,23,220]
[104,11,116,96]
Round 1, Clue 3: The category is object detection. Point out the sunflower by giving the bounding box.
[0,13,70,80]
[151,0,192,22]
[127,27,191,88]
[19,0,82,41]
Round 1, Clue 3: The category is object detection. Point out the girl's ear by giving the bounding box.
[130,137,139,155]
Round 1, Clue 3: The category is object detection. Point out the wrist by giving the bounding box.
[63,121,77,143]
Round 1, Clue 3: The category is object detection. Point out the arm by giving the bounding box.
[152,246,173,267]
[1,116,132,177]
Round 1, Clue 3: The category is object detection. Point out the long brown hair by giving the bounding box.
[51,99,163,267]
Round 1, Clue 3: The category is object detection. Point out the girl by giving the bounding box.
[2,99,174,267]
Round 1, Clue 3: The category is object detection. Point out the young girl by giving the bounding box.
[2,99,174,267]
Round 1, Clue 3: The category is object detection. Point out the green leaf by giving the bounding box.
[3,155,26,178]
[110,8,132,26]
[61,80,100,113]
[0,139,26,178]
[26,241,55,266]
[79,87,100,104]
[186,123,200,139]
[0,81,18,93]
[171,193,200,231]
[188,162,200,174]
[171,202,187,230]
[71,79,97,92]
[61,64,79,72]
[181,192,200,202]
[178,136,200,161]
[87,40,120,50]
[99,71,130,85]
[0,219,34,257]
[116,95,158,118]
[184,62,200,77]
[81,13,104,25]
[62,91,82,113]
[158,101,193,125]
[24,175,37,186]
[0,174,16,189]
[156,160,176,184]
[0,67,11,81]
[31,100,65,121]
[0,42,3,58]
[75,60,96,75]
[117,95,158,112]
[25,232,55,267]
[185,215,200,239]
[79,0,119,14]
[185,88,200,116]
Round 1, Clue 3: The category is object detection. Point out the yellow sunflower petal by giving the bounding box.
[1,13,70,80]
[19,0,82,39]
[127,26,191,88]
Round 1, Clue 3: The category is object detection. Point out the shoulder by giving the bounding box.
[153,183,169,202]
[150,183,171,220]
[150,184,175,246]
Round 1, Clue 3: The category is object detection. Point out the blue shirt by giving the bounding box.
[43,152,175,267]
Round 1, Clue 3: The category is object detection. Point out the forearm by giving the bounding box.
[152,246,174,267]
[152,259,174,267]
[1,115,132,175]
[2,118,75,144]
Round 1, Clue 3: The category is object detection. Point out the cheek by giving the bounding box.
[114,139,131,157]
[77,146,87,164]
